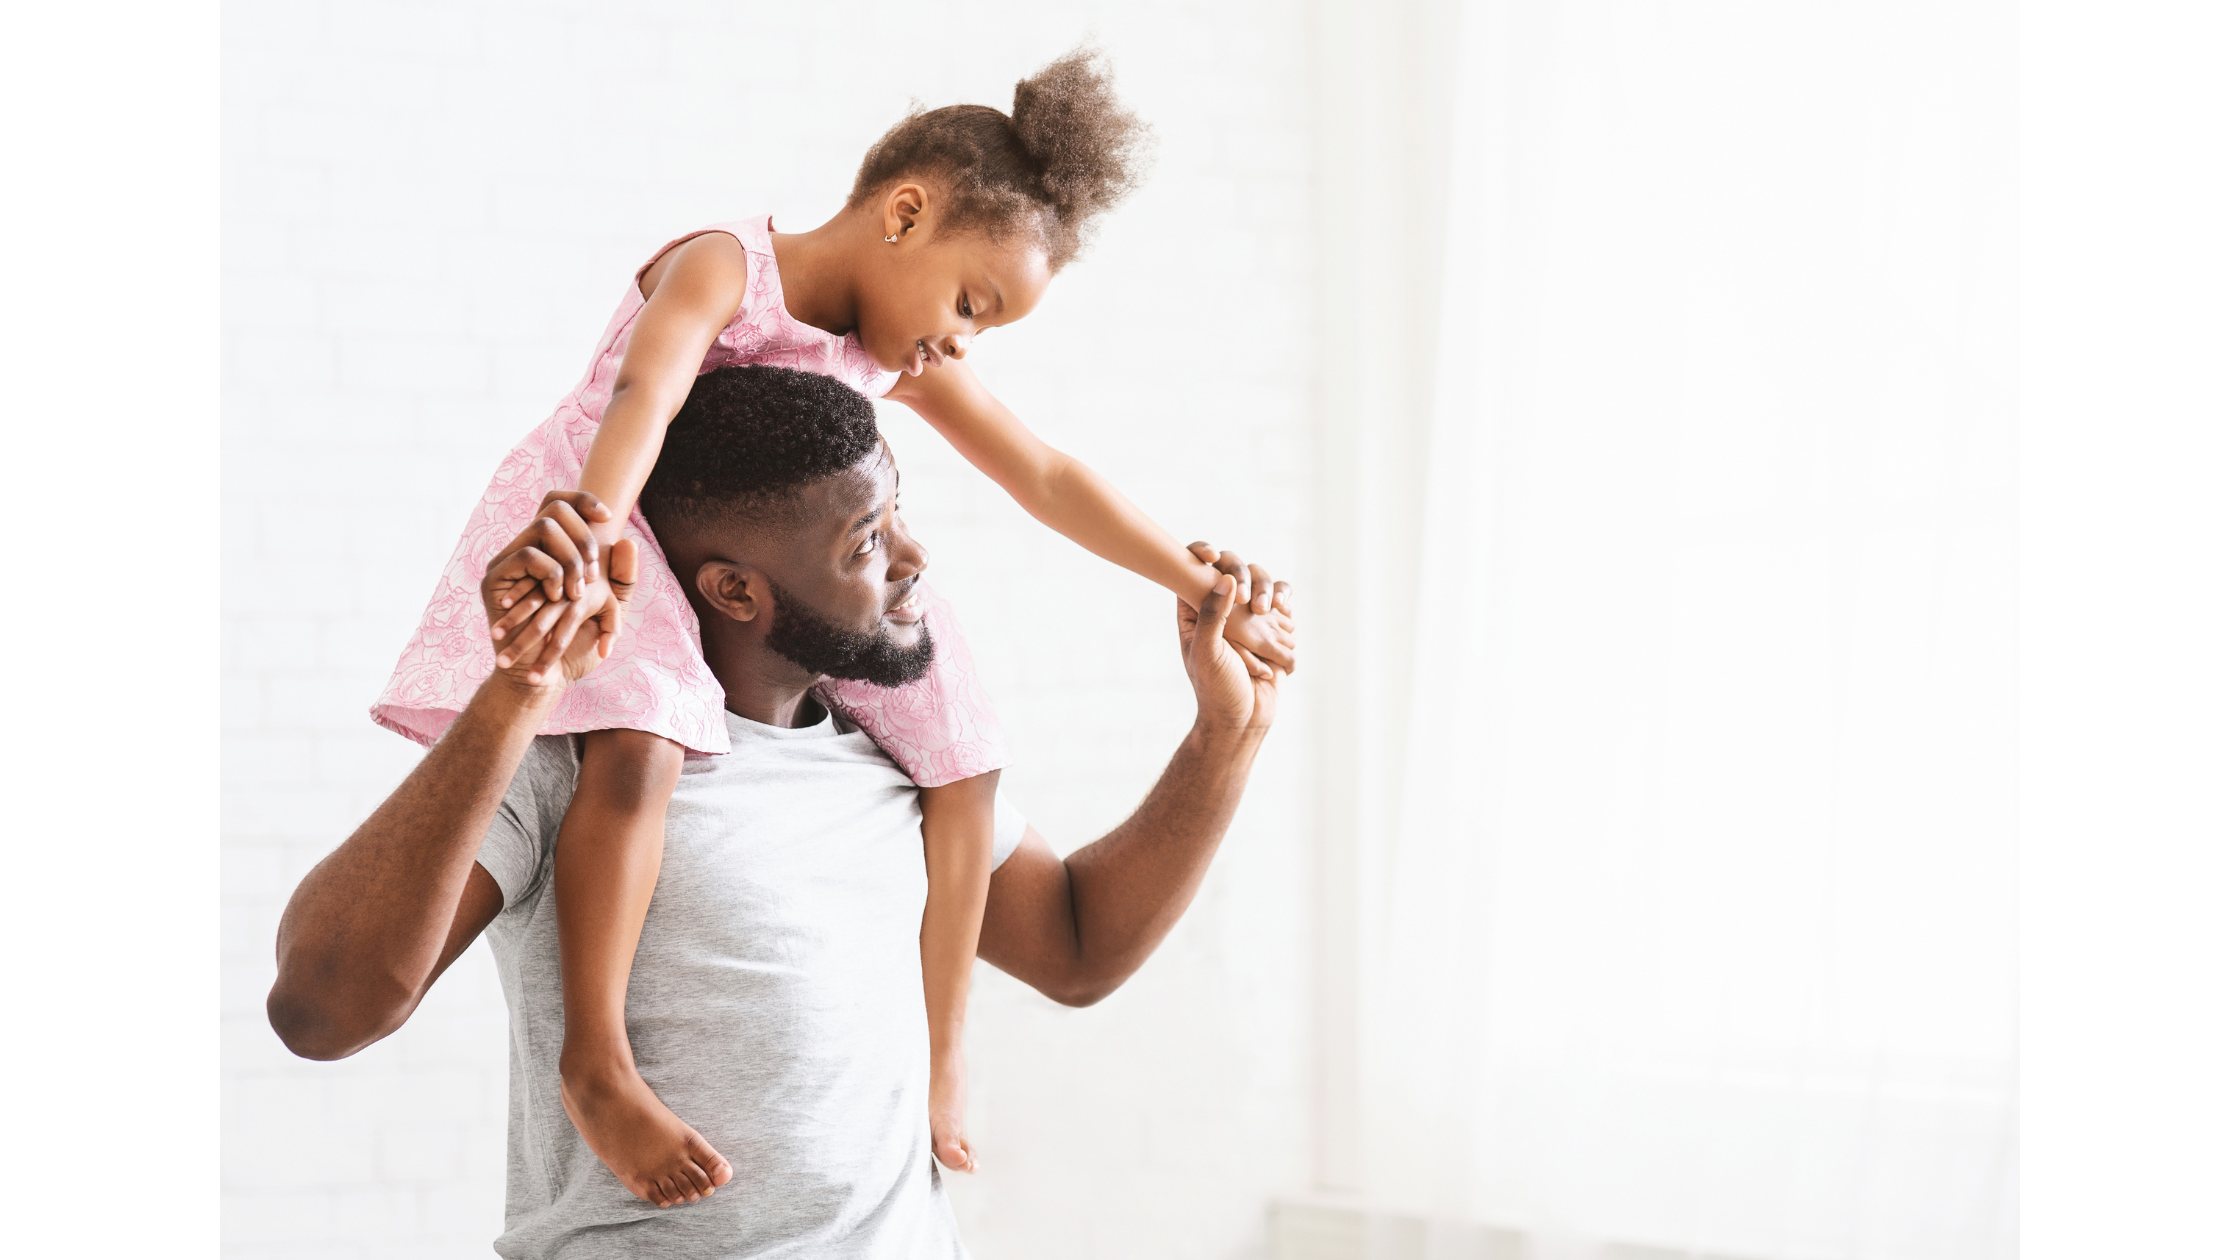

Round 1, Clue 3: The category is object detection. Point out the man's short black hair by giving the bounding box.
[640,364,882,535]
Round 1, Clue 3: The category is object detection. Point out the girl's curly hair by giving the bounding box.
[847,46,1153,271]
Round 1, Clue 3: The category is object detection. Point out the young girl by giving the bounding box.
[374,48,1294,1207]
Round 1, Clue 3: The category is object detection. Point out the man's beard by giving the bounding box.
[764,579,936,687]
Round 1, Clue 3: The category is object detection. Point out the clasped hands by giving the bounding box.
[474,492,1296,729]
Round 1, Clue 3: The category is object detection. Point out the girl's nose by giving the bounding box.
[940,332,971,360]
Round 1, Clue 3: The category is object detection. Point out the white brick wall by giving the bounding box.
[222,3,1318,1257]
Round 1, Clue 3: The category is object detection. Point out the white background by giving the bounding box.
[1335,3,2018,1255]
[1,1,2233,1259]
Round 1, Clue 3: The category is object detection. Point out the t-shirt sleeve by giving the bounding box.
[476,734,581,910]
[992,790,1028,870]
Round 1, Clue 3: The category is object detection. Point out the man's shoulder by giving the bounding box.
[511,733,587,839]
[477,734,584,910]
[517,733,585,797]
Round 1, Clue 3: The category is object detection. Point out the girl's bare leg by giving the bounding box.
[920,771,999,1173]
[555,728,733,1206]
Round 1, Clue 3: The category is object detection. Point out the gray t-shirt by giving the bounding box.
[475,703,1027,1259]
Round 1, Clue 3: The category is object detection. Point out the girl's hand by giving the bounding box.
[1223,605,1296,674]
[489,491,617,611]
[1187,541,1297,674]
[481,492,637,687]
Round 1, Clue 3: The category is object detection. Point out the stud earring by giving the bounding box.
[884,233,899,243]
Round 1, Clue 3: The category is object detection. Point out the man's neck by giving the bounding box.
[720,678,825,730]
[725,691,825,730]
[707,642,827,729]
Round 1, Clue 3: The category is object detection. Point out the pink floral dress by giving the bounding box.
[371,217,1008,786]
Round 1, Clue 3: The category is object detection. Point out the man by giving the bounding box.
[267,365,1291,1257]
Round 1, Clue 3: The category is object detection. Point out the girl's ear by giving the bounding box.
[884,181,931,242]
[695,561,764,623]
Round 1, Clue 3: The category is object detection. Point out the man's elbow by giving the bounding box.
[267,986,347,1060]
[265,976,399,1062]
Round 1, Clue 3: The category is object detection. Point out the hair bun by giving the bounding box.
[1009,46,1152,230]
[847,44,1153,270]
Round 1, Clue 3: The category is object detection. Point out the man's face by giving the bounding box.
[728,444,933,686]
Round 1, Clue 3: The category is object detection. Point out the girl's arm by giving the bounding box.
[576,232,749,550]
[487,233,744,658]
[888,361,1294,669]
[495,233,744,641]
[890,362,1210,601]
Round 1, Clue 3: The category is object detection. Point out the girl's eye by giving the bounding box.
[854,532,878,557]
[959,295,973,318]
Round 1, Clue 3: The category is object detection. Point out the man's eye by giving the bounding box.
[854,533,878,557]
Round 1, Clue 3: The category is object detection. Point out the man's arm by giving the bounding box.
[269,502,631,1059]
[267,678,551,1059]
[977,557,1288,1006]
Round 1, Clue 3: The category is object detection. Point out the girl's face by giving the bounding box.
[857,193,1053,378]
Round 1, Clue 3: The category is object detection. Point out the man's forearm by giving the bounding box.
[268,675,555,1058]
[1045,718,1268,1004]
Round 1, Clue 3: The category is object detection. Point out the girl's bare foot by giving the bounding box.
[560,1042,733,1206]
[929,1044,975,1173]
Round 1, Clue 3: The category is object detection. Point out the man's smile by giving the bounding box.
[885,580,924,624]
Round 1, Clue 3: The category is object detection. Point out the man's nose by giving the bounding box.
[888,519,929,578]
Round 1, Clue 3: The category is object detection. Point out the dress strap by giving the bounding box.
[632,217,771,285]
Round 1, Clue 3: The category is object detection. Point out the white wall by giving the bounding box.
[1303,3,2018,1256]
[220,3,1318,1257]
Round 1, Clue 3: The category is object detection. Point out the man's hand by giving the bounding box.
[1186,540,1297,675]
[480,491,640,688]
[1177,549,1291,735]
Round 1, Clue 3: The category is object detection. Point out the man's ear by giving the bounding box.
[695,560,767,624]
